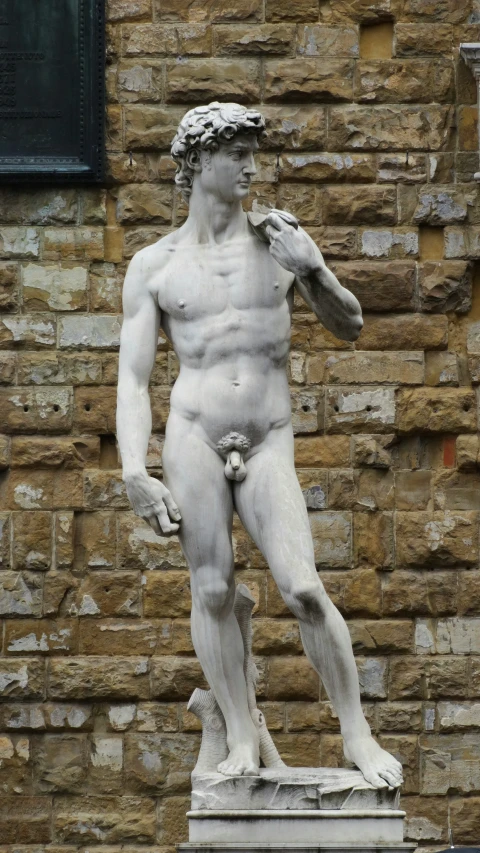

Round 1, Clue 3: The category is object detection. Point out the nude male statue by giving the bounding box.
[116,102,403,789]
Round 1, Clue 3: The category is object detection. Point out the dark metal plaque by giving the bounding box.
[0,0,105,182]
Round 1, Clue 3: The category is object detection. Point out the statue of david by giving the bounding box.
[116,102,403,789]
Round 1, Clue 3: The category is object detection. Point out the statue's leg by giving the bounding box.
[233,426,403,789]
[162,423,259,777]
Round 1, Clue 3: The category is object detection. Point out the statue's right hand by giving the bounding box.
[124,472,181,536]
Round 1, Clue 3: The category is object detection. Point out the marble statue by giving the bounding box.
[116,102,403,791]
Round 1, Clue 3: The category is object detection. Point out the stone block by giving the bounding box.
[359,231,418,259]
[357,657,388,699]
[17,352,104,385]
[353,510,393,569]
[0,734,32,794]
[425,351,459,386]
[420,733,480,795]
[117,60,164,103]
[53,795,156,843]
[353,434,394,468]
[107,0,152,21]
[87,734,124,794]
[122,22,212,55]
[319,0,399,24]
[32,733,87,793]
[58,315,121,349]
[328,105,454,151]
[279,153,375,182]
[377,153,426,183]
[125,732,197,793]
[394,23,453,56]
[399,0,469,22]
[0,658,44,699]
[166,59,260,102]
[215,24,294,55]
[56,511,81,570]
[265,58,353,102]
[343,567,382,616]
[125,105,186,149]
[261,105,327,150]
[48,657,150,700]
[0,188,77,225]
[294,435,351,467]
[328,468,394,511]
[0,227,41,259]
[11,436,99,469]
[83,470,128,509]
[297,468,328,509]
[433,469,480,511]
[0,262,19,311]
[355,59,454,103]
[359,314,447,350]
[395,511,478,568]
[267,657,319,701]
[418,261,472,314]
[5,619,77,655]
[0,571,43,617]
[0,387,73,434]
[308,227,357,259]
[377,703,422,732]
[296,25,359,57]
[2,468,83,511]
[119,514,186,571]
[326,386,395,433]
[450,796,480,844]
[151,656,206,699]
[0,315,56,349]
[445,226,480,259]
[116,184,172,223]
[253,619,302,655]
[0,352,16,385]
[79,619,158,656]
[67,571,141,618]
[414,187,468,225]
[74,511,116,570]
[266,0,317,21]
[322,185,396,225]
[384,571,457,617]
[12,511,52,570]
[277,184,322,225]
[438,702,480,731]
[396,388,476,434]
[0,797,51,843]
[73,386,117,433]
[156,0,262,22]
[308,350,423,385]
[42,228,104,262]
[457,434,480,470]
[310,510,352,567]
[395,470,432,510]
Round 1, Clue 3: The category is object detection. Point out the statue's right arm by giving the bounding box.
[116,249,181,536]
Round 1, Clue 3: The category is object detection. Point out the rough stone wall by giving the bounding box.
[1,0,480,848]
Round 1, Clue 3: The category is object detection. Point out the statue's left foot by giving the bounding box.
[344,734,403,789]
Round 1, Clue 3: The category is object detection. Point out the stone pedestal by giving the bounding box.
[178,768,416,853]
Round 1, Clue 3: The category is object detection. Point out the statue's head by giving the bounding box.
[171,102,266,202]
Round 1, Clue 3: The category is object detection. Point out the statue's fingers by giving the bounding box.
[265,224,278,241]
[157,501,180,534]
[265,211,286,231]
[163,490,182,521]
[146,515,162,535]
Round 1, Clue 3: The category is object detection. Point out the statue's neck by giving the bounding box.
[185,186,248,245]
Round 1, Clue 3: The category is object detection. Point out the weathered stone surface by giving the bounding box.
[395,23,453,56]
[167,59,260,102]
[11,435,99,469]
[377,153,426,183]
[266,0,318,21]
[261,105,326,150]
[151,656,206,699]
[322,185,396,225]
[353,511,393,568]
[359,314,447,350]
[326,386,395,433]
[0,387,73,434]
[117,60,164,103]
[328,105,454,151]
[215,24,294,54]
[353,435,394,469]
[425,351,459,386]
[399,0,470,22]
[156,0,262,22]
[395,511,479,568]
[294,435,351,467]
[53,794,156,843]
[5,620,77,655]
[0,315,56,349]
[332,261,416,311]
[49,658,150,700]
[125,733,197,793]
[66,572,141,618]
[279,152,375,183]
[79,620,158,655]
[395,470,432,510]
[0,572,43,617]
[32,733,87,793]
[265,59,353,102]
[125,106,186,150]
[118,513,185,571]
[414,187,469,225]
[360,230,418,258]
[116,184,172,223]
[310,511,352,567]
[396,388,476,434]
[0,188,77,225]
[0,658,44,698]
[457,434,480,470]
[58,315,121,349]
[122,22,212,55]
[12,512,52,570]
[355,59,454,103]
[420,733,480,796]
[17,352,104,385]
[107,0,152,20]
[433,470,480,511]
[0,263,19,311]
[42,228,104,262]
[308,351,423,385]
[385,571,457,617]
[297,25,358,56]
[0,797,51,843]
[445,226,480,259]
[83,471,128,509]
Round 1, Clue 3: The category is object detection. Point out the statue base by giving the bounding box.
[179,768,416,853]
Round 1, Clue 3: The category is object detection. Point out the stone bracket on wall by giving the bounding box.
[460,43,480,181]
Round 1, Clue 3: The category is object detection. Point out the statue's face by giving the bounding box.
[197,132,258,202]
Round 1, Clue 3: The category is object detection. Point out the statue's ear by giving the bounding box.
[186,147,203,173]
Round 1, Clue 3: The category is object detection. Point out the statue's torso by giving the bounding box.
[149,231,296,447]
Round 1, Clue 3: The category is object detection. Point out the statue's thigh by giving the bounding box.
[234,449,316,583]
[162,431,234,571]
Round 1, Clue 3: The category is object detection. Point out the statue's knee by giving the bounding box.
[286,578,327,621]
[194,574,233,617]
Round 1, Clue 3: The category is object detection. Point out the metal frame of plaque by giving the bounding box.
[0,0,105,182]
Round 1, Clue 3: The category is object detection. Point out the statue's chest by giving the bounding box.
[159,242,289,322]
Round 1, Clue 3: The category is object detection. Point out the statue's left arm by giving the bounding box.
[265,211,363,342]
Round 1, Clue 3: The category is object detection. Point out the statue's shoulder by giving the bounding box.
[126,232,177,285]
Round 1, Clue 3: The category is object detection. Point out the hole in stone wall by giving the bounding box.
[23,405,29,412]
[84,403,91,411]
[359,21,394,60]
[53,404,59,412]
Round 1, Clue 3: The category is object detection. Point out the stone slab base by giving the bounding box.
[186,809,411,846]
[180,843,417,853]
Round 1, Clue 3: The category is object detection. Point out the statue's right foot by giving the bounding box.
[218,728,260,777]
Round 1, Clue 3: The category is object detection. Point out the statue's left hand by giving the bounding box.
[265,212,322,279]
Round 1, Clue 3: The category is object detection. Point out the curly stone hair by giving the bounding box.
[170,101,266,201]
